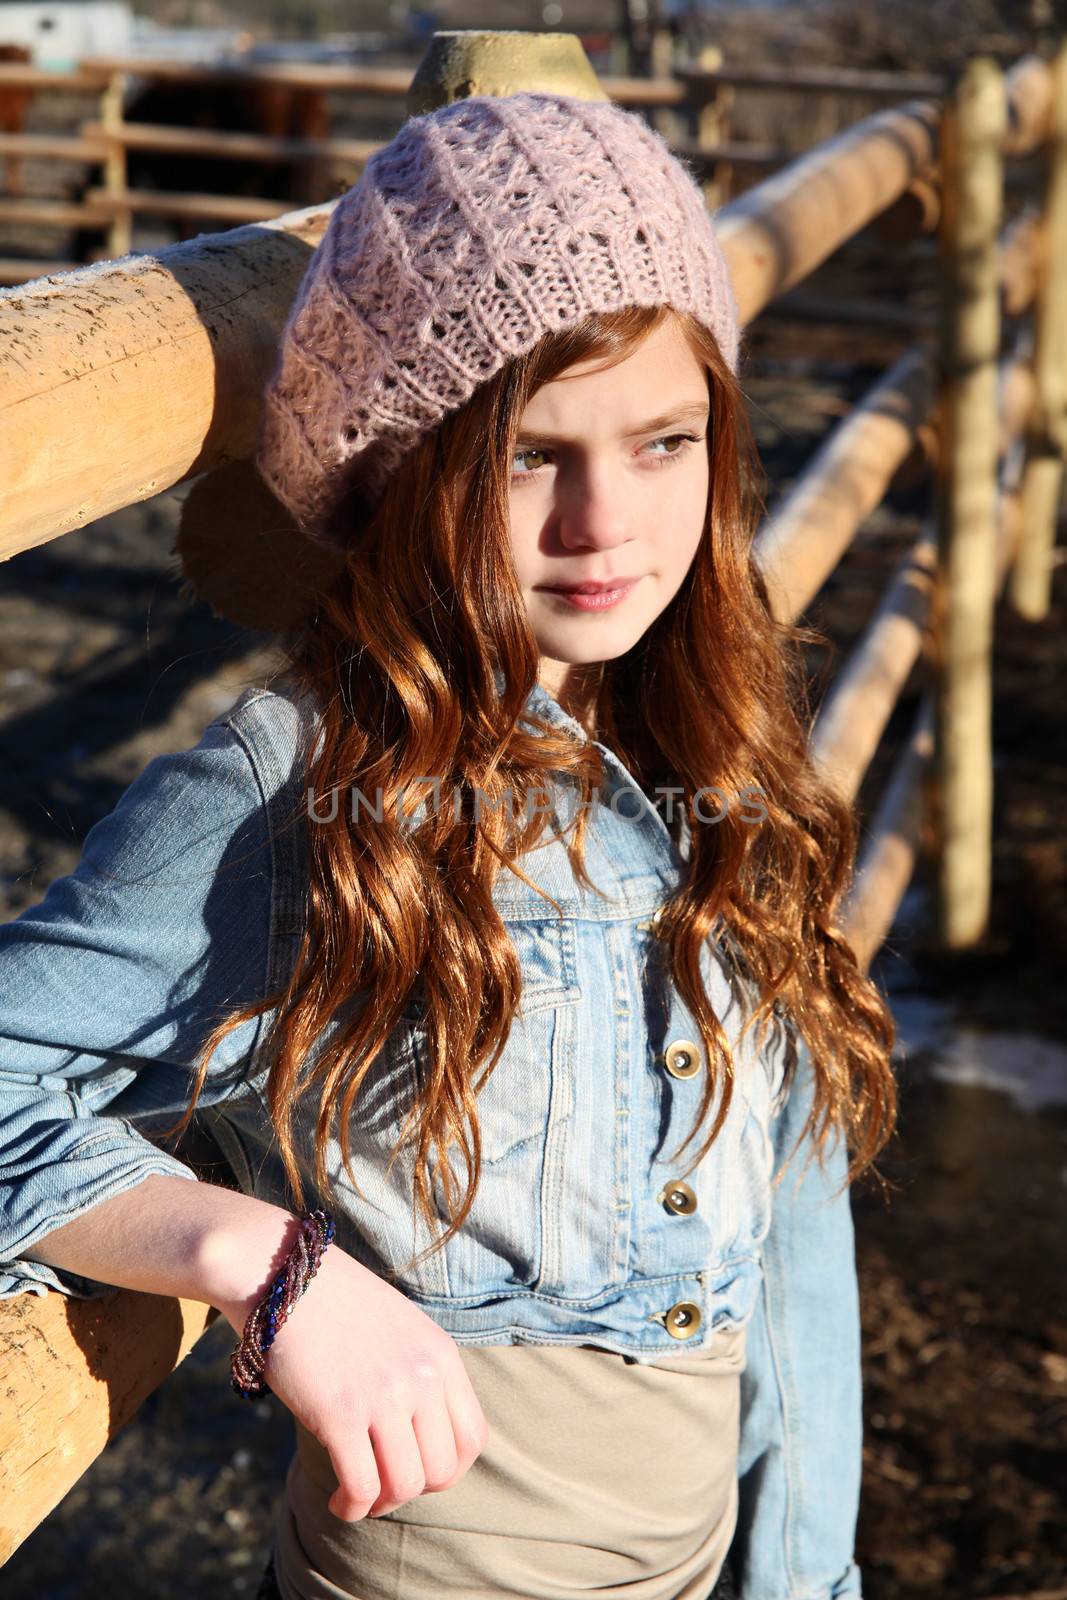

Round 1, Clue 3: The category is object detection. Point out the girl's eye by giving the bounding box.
[512,446,548,476]
[510,434,702,480]
[644,433,701,464]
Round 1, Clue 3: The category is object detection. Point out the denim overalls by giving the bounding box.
[0,675,864,1599]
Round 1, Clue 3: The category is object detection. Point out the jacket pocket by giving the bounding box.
[387,916,582,1294]
[407,916,582,1167]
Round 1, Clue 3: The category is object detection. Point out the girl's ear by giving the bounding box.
[172,459,346,633]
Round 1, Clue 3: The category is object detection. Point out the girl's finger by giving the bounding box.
[367,1411,426,1515]
[327,1427,382,1522]
[410,1391,462,1491]
[445,1384,490,1467]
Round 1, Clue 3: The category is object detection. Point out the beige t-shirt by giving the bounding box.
[273,1322,746,1600]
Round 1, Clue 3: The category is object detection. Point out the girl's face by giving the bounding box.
[508,317,710,704]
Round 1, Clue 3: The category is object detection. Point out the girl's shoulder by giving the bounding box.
[75,674,320,903]
[207,669,323,815]
[213,669,318,770]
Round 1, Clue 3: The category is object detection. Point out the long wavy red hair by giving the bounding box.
[166,303,897,1273]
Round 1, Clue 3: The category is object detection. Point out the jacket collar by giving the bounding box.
[493,663,601,745]
[520,676,594,744]
[496,668,688,864]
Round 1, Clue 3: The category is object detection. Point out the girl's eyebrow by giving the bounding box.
[514,400,710,447]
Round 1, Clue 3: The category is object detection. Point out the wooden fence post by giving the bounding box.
[100,68,131,260]
[934,57,1007,950]
[649,21,678,144]
[693,45,733,211]
[1009,42,1067,619]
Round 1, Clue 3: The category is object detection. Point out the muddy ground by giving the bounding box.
[2,80,1066,1600]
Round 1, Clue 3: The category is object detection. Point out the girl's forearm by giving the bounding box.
[20,1172,299,1325]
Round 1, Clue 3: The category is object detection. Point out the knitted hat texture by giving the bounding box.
[255,90,741,545]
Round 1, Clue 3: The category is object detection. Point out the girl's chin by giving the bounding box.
[534,634,645,668]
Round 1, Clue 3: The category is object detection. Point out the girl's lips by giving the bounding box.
[538,578,642,611]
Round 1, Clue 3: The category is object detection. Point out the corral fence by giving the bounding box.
[0,46,948,282]
[0,26,1064,1566]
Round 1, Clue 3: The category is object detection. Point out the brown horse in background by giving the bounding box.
[0,43,34,196]
[121,75,333,239]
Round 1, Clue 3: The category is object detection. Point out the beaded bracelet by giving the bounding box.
[230,1207,336,1400]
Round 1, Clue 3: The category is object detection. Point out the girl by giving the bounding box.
[0,92,896,1600]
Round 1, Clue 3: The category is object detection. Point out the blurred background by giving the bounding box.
[0,2,1065,1597]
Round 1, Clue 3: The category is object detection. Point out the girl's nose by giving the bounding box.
[556,459,631,552]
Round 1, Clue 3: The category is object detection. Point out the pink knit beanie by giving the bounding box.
[255,90,741,546]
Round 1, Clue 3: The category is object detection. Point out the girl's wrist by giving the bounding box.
[198,1197,304,1332]
[224,1208,337,1400]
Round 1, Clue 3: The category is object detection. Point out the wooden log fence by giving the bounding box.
[840,329,1037,967]
[934,59,1007,951]
[0,27,1064,1566]
[0,51,953,287]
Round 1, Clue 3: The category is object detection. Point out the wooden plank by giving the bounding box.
[81,184,294,222]
[0,197,111,227]
[0,132,107,162]
[76,117,772,175]
[79,119,380,166]
[0,64,110,92]
[79,54,413,94]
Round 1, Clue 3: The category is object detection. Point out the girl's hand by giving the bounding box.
[219,1246,489,1521]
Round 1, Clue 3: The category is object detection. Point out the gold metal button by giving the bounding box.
[662,1180,697,1216]
[660,1040,701,1080]
[664,1301,703,1340]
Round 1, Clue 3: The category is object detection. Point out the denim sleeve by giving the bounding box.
[0,713,273,1301]
[732,1038,864,1600]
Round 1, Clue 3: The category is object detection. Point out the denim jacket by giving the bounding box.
[0,675,863,1599]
